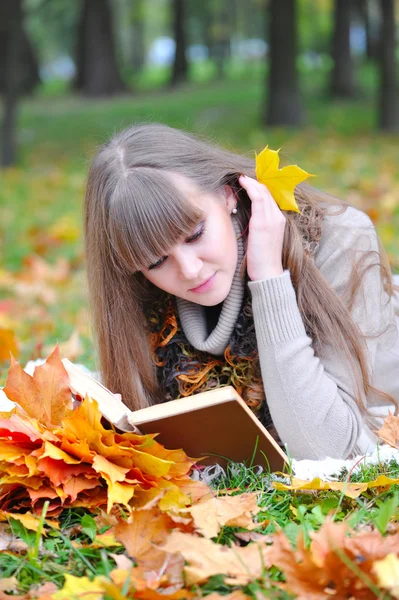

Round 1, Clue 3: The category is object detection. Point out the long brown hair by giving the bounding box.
[84,122,399,427]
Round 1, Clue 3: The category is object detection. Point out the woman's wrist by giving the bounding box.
[249,266,284,282]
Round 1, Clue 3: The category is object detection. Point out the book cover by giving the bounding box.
[62,359,288,471]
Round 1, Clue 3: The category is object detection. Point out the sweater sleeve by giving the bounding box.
[248,209,392,460]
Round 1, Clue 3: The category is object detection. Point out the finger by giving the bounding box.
[239,176,278,217]
[240,175,275,203]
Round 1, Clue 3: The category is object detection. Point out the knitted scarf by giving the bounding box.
[145,204,326,448]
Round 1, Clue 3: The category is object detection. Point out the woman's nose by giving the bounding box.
[175,249,203,280]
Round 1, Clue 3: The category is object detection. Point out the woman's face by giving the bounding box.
[141,174,239,306]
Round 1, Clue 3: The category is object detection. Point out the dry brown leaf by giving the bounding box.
[234,531,273,544]
[108,552,134,570]
[113,508,185,587]
[375,411,399,448]
[160,531,272,586]
[269,517,399,599]
[179,492,261,538]
[0,523,28,552]
[0,577,18,592]
[204,592,251,600]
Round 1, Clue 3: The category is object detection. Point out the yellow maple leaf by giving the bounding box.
[273,473,399,498]
[52,574,106,600]
[255,146,315,213]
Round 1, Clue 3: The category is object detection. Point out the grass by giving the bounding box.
[0,455,398,597]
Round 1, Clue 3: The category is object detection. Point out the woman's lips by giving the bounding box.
[189,273,216,293]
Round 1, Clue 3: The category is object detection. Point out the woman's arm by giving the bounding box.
[248,208,394,460]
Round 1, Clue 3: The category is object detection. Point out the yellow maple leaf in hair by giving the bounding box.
[255,146,315,213]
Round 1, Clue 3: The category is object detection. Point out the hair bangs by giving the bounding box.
[107,168,203,273]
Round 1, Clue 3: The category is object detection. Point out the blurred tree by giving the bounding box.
[170,0,188,85]
[188,0,213,55]
[359,0,380,60]
[299,0,332,55]
[330,0,356,97]
[265,0,302,126]
[129,0,145,73]
[377,0,399,131]
[210,0,231,79]
[24,0,79,66]
[74,0,127,96]
[0,1,40,96]
[0,0,23,167]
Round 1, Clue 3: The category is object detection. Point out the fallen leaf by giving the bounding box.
[0,327,19,361]
[179,492,261,538]
[375,411,399,448]
[373,553,399,599]
[160,531,272,586]
[3,347,72,427]
[113,508,185,588]
[273,473,399,498]
[269,517,399,599]
[0,577,18,592]
[51,574,106,600]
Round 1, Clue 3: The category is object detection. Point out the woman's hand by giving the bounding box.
[238,175,286,281]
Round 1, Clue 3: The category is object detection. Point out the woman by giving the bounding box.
[84,122,399,460]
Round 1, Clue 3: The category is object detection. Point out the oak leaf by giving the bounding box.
[255,146,314,213]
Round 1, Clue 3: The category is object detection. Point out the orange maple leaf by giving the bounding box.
[3,346,72,427]
[374,411,399,449]
[114,507,185,585]
[269,517,399,599]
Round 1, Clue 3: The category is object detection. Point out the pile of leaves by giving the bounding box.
[0,348,208,517]
[1,349,399,599]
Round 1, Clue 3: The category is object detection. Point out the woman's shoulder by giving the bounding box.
[320,202,375,231]
[316,203,378,262]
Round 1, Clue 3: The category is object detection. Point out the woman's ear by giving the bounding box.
[223,184,237,214]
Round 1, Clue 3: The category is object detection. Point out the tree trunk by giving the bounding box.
[364,0,380,60]
[170,0,188,86]
[265,0,302,127]
[74,0,127,97]
[211,1,231,79]
[131,0,145,73]
[330,0,356,97]
[0,6,40,94]
[378,0,399,131]
[0,0,23,167]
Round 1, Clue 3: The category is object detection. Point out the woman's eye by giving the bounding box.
[148,256,166,270]
[186,223,205,243]
[147,223,205,271]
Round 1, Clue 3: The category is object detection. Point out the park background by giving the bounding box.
[1,0,399,382]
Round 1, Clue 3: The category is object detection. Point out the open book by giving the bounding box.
[63,359,288,472]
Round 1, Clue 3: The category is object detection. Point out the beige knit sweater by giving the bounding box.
[176,205,399,461]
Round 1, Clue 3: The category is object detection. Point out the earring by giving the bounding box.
[232,206,238,214]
